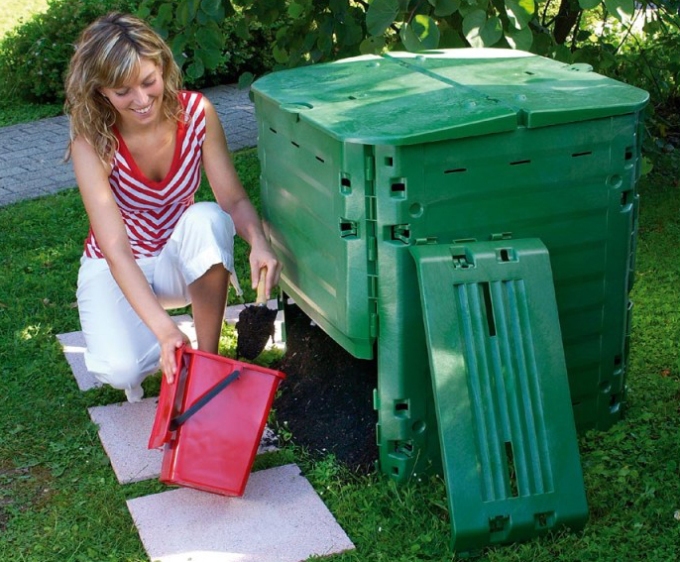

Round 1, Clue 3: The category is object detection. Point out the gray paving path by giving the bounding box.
[0,84,257,206]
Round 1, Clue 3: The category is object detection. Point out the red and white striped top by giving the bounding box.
[83,91,206,259]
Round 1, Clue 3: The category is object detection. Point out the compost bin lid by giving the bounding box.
[251,48,649,146]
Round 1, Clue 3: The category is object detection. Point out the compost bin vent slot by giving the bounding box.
[481,282,497,337]
[505,441,519,497]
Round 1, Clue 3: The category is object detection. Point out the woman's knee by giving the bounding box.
[182,203,235,240]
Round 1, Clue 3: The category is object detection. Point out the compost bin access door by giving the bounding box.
[410,239,588,555]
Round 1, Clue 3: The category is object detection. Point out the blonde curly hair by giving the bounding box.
[64,13,183,164]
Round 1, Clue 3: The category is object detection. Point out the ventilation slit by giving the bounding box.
[481,282,496,337]
[505,441,519,497]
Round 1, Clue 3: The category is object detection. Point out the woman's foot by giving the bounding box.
[125,384,144,403]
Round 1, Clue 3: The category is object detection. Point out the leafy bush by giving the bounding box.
[0,0,137,103]
[136,0,279,88]
[0,0,279,104]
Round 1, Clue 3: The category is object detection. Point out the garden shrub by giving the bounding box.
[136,0,279,89]
[0,0,279,105]
[0,0,137,103]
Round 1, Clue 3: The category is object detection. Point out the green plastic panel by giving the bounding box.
[410,239,588,554]
[252,48,648,146]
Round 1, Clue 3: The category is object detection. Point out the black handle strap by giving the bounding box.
[170,369,240,431]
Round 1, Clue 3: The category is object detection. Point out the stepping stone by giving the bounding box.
[126,463,355,562]
[88,399,278,485]
[57,314,197,391]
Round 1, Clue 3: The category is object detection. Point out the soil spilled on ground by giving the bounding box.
[272,303,378,473]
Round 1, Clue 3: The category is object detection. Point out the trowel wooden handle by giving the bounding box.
[256,268,267,305]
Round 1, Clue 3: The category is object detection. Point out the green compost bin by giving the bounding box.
[251,47,648,515]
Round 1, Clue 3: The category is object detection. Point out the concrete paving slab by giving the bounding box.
[126,463,355,562]
[88,395,278,484]
[88,398,164,484]
[57,314,197,391]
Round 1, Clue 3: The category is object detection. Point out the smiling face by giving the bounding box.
[99,58,165,129]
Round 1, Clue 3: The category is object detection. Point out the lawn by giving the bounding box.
[0,0,48,38]
[0,148,679,561]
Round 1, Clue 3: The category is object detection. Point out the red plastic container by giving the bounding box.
[148,345,286,496]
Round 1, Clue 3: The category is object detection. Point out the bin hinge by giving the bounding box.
[368,236,377,261]
[391,224,411,244]
[365,155,375,182]
[368,274,378,338]
[339,218,358,238]
[450,246,474,269]
[490,232,513,241]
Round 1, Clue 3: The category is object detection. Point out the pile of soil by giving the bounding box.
[272,303,378,473]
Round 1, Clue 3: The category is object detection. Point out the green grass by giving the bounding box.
[0,0,48,39]
[1,148,679,561]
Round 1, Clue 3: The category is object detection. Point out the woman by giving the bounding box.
[64,13,281,401]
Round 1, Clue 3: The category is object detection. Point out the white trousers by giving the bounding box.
[76,202,241,391]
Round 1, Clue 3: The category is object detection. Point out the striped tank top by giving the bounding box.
[83,91,206,259]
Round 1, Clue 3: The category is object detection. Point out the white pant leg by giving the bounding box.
[76,257,160,390]
[76,202,241,390]
[152,201,241,305]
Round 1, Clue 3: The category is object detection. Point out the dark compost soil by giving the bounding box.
[271,303,378,473]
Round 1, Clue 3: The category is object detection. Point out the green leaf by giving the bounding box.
[366,0,400,36]
[196,47,222,71]
[504,0,535,30]
[462,10,486,48]
[337,16,364,47]
[200,0,223,18]
[177,1,194,26]
[459,0,489,17]
[136,5,152,20]
[400,15,440,51]
[505,25,532,50]
[238,71,255,90]
[156,3,175,26]
[273,44,289,64]
[196,25,224,52]
[170,33,189,66]
[185,58,205,81]
[427,0,461,17]
[578,0,601,8]
[481,15,503,46]
[360,35,386,55]
[288,2,306,18]
[604,0,634,22]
